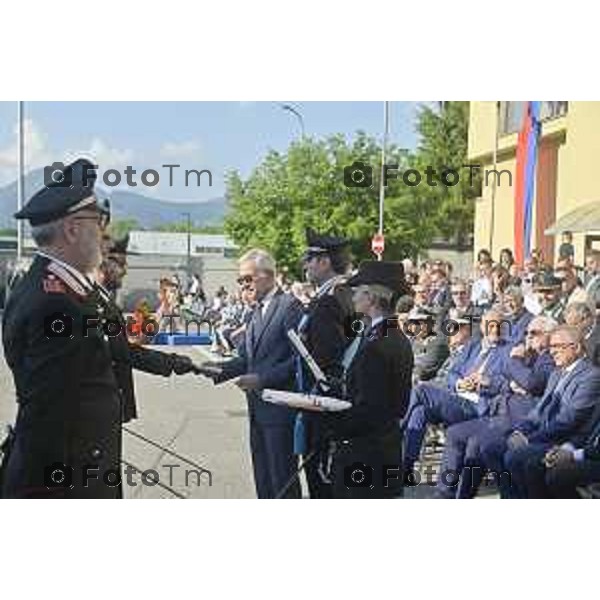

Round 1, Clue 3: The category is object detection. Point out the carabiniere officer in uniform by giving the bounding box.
[295,228,354,498]
[1,158,199,499]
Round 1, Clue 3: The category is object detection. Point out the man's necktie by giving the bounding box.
[250,301,264,347]
[470,345,493,376]
[539,369,570,424]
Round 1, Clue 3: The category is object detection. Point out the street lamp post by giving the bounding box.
[280,103,305,138]
[182,212,192,286]
[17,101,25,261]
[377,101,390,261]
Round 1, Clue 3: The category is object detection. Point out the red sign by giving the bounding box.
[371,233,385,256]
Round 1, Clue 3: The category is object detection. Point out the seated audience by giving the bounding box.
[438,315,556,498]
[402,309,510,474]
[479,325,600,498]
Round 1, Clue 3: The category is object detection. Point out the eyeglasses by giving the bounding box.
[237,275,255,285]
[73,214,110,229]
[549,342,576,350]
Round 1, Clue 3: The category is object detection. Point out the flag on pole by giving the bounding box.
[513,101,541,265]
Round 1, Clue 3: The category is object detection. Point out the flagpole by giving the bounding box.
[489,101,500,255]
[16,101,26,261]
[377,101,389,261]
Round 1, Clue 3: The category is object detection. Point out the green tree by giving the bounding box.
[413,101,480,246]
[224,133,439,275]
[224,104,476,273]
[108,218,140,239]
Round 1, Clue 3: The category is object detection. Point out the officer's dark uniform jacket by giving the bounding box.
[1,254,182,498]
[297,276,354,382]
[295,275,354,497]
[323,317,414,498]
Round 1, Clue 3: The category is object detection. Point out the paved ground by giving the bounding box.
[0,330,495,499]
[0,338,257,499]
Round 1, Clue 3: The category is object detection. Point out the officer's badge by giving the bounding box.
[42,274,67,294]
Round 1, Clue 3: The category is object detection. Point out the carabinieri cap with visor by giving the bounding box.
[14,158,109,226]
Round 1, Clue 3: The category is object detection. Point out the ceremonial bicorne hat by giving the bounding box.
[14,158,104,225]
[301,227,350,262]
[346,260,410,297]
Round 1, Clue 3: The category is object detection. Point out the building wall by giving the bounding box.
[121,254,238,306]
[469,101,600,265]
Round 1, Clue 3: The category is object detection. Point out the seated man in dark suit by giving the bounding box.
[436,315,556,498]
[199,249,304,499]
[520,416,600,498]
[479,325,600,498]
[427,311,473,383]
[428,267,452,312]
[402,309,511,474]
[564,302,600,367]
[450,280,482,338]
[408,309,450,383]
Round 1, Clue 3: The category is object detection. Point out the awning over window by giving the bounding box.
[545,201,600,235]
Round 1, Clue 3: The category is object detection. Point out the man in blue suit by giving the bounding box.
[200,249,304,498]
[402,309,511,474]
[522,412,600,498]
[479,325,600,498]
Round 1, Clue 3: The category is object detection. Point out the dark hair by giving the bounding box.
[395,294,415,314]
[499,248,514,266]
[328,249,352,275]
[477,249,492,263]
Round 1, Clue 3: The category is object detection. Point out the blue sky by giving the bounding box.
[0,101,427,201]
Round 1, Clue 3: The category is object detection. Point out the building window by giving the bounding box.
[500,101,568,135]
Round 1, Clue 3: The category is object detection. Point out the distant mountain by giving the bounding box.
[0,168,228,229]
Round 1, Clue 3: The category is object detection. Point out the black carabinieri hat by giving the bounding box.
[301,227,350,262]
[347,260,411,297]
[532,272,562,291]
[14,158,104,225]
[108,233,139,257]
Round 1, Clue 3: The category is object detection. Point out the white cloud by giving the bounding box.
[160,140,202,159]
[64,138,135,172]
[0,118,52,184]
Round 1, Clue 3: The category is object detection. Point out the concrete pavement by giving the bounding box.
[0,341,256,499]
